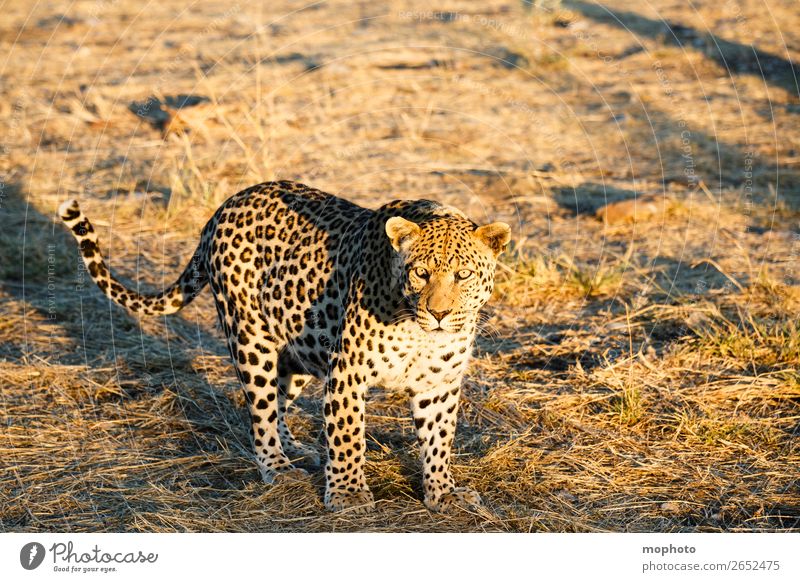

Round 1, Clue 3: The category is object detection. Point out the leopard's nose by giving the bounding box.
[428,309,452,322]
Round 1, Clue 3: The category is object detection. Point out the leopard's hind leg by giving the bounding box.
[211,288,300,483]
[277,373,321,466]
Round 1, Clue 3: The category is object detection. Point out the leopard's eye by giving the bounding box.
[455,269,473,281]
[413,267,429,280]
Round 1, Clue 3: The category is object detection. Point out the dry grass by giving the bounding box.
[1,0,799,532]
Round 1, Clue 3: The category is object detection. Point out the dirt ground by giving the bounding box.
[1,0,798,532]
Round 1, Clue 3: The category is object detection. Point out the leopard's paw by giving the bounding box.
[425,487,483,513]
[284,443,322,468]
[324,489,376,514]
[273,466,311,484]
[258,462,309,485]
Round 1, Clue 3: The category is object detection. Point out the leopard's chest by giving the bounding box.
[374,324,474,392]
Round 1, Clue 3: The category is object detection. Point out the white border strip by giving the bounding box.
[2,533,798,581]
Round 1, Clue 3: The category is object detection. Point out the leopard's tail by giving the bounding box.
[59,199,208,316]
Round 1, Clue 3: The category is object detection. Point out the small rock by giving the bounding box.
[595,196,664,224]
[128,94,210,134]
[485,46,529,69]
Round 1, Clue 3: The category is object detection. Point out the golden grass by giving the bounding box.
[1,0,799,531]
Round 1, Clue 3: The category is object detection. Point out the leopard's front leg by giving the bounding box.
[322,358,374,514]
[411,382,482,512]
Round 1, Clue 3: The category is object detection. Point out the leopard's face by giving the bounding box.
[386,216,511,333]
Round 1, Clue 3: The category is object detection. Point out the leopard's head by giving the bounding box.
[386,215,510,333]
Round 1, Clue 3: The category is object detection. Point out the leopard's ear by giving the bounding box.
[385,217,421,252]
[474,222,511,257]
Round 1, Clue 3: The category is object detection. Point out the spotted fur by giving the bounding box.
[59,181,510,513]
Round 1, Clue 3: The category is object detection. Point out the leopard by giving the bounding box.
[59,180,510,514]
